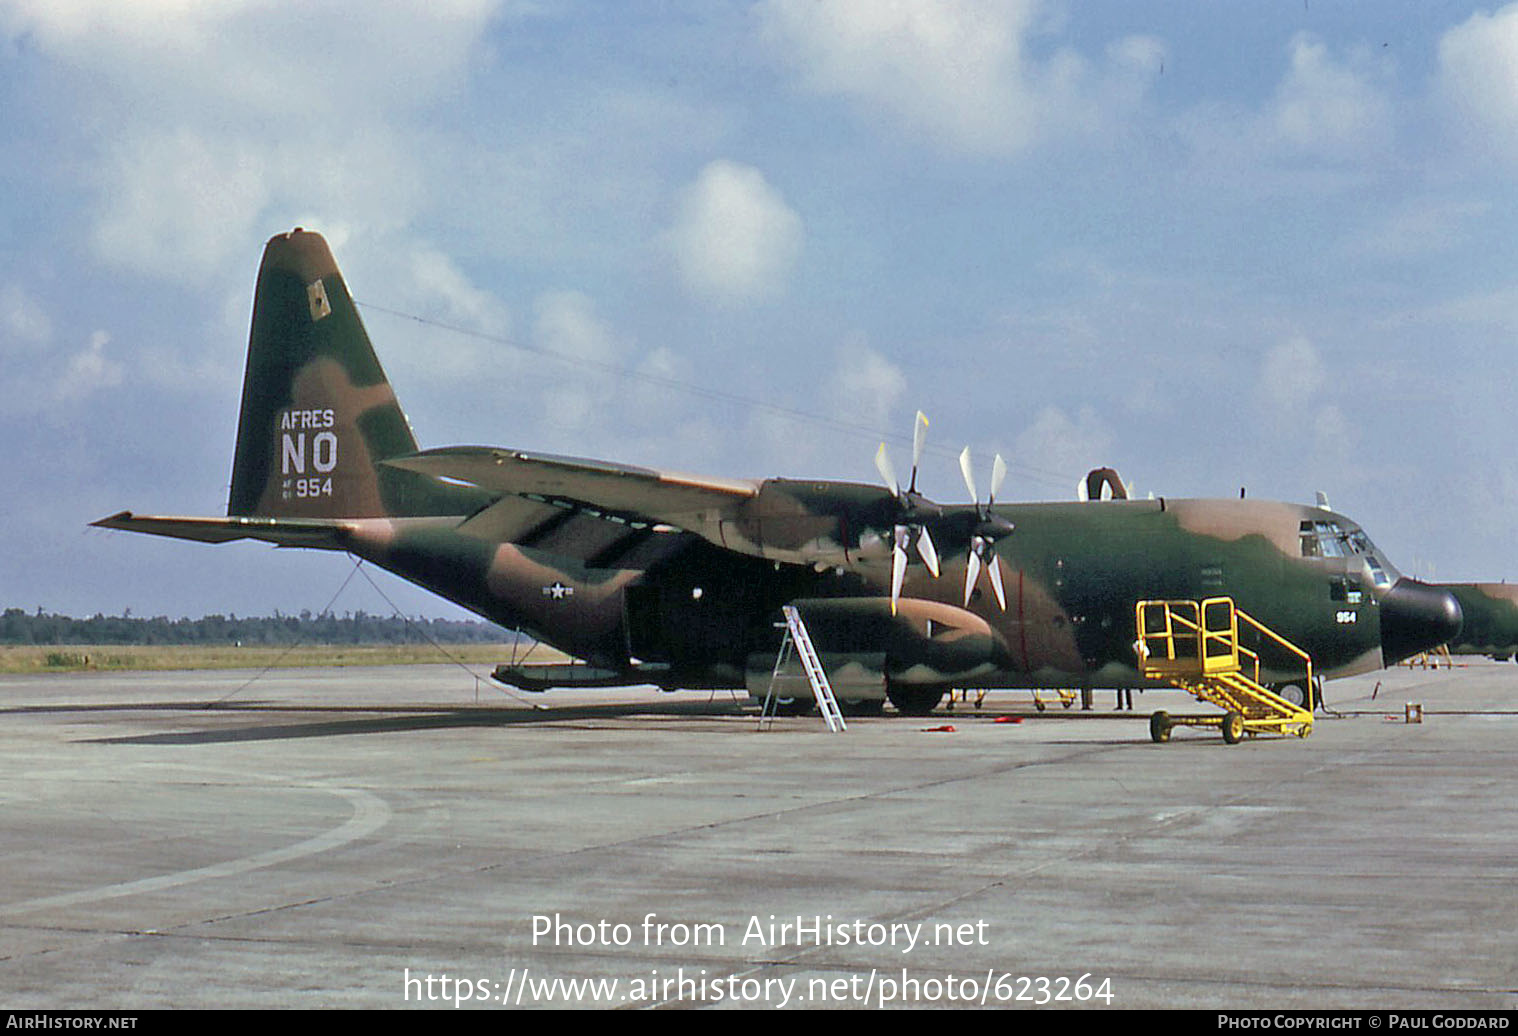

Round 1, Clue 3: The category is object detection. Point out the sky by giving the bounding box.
[3,0,1518,622]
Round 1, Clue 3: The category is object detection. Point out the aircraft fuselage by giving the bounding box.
[336,493,1439,697]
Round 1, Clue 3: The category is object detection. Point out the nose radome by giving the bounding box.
[1381,579,1464,666]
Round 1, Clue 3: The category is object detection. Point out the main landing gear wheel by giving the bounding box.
[841,698,885,717]
[771,697,816,717]
[1149,711,1172,743]
[1272,681,1314,711]
[1221,710,1245,745]
[886,685,945,717]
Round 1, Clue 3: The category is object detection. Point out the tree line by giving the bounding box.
[0,607,512,646]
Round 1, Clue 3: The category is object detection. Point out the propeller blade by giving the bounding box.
[875,442,899,493]
[891,540,909,614]
[987,553,1007,611]
[963,549,982,607]
[909,411,928,491]
[959,446,977,502]
[917,527,940,578]
[989,454,1007,504]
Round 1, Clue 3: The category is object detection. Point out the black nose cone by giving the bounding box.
[1381,578,1463,666]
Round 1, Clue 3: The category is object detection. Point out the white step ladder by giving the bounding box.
[760,605,847,733]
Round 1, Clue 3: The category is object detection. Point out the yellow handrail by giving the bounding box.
[1235,606,1314,690]
[1135,597,1312,687]
[1133,596,1316,743]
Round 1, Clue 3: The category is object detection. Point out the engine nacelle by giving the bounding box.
[789,597,1011,685]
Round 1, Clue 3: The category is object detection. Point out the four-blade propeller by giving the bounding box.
[874,412,1016,614]
[958,447,1015,610]
[874,412,943,613]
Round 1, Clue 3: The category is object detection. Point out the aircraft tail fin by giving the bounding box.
[226,229,481,519]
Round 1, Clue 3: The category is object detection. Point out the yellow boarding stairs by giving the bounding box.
[1135,597,1315,744]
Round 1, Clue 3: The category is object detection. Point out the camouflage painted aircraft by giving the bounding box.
[1437,584,1518,661]
[94,230,1463,716]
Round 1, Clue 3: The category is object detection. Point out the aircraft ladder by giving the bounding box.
[1134,597,1314,744]
[760,606,847,733]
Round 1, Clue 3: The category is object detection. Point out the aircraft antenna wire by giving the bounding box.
[352,559,549,711]
[355,300,1080,493]
[202,556,368,708]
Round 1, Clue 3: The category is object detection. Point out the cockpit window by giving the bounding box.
[1365,554,1391,588]
[1300,519,1394,587]
[1301,520,1349,558]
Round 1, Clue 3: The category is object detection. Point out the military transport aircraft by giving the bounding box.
[94,229,1463,718]
[1437,583,1518,661]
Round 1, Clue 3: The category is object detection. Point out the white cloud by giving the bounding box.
[1267,34,1392,161]
[365,246,515,383]
[1259,336,1325,413]
[665,160,803,305]
[1,2,502,285]
[534,290,617,367]
[1174,34,1393,186]
[758,0,1041,154]
[622,344,689,417]
[1254,336,1359,484]
[410,248,510,336]
[756,0,1163,157]
[532,290,622,432]
[0,283,52,351]
[733,335,908,480]
[1401,283,1518,338]
[826,335,906,434]
[87,121,436,285]
[1348,199,1488,261]
[1438,4,1518,161]
[55,329,122,402]
[1014,405,1113,483]
[0,326,123,419]
[507,291,704,465]
[0,280,121,416]
[90,130,271,281]
[0,0,502,117]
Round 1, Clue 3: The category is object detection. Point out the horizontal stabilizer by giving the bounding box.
[386,446,758,524]
[91,511,352,549]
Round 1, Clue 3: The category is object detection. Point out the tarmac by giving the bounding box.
[0,657,1514,1010]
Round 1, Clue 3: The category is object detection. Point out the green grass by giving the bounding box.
[0,643,537,674]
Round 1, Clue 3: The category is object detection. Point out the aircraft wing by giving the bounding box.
[385,446,760,527]
[387,447,898,568]
[91,512,353,549]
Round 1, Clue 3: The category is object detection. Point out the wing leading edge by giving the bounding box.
[385,446,759,525]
